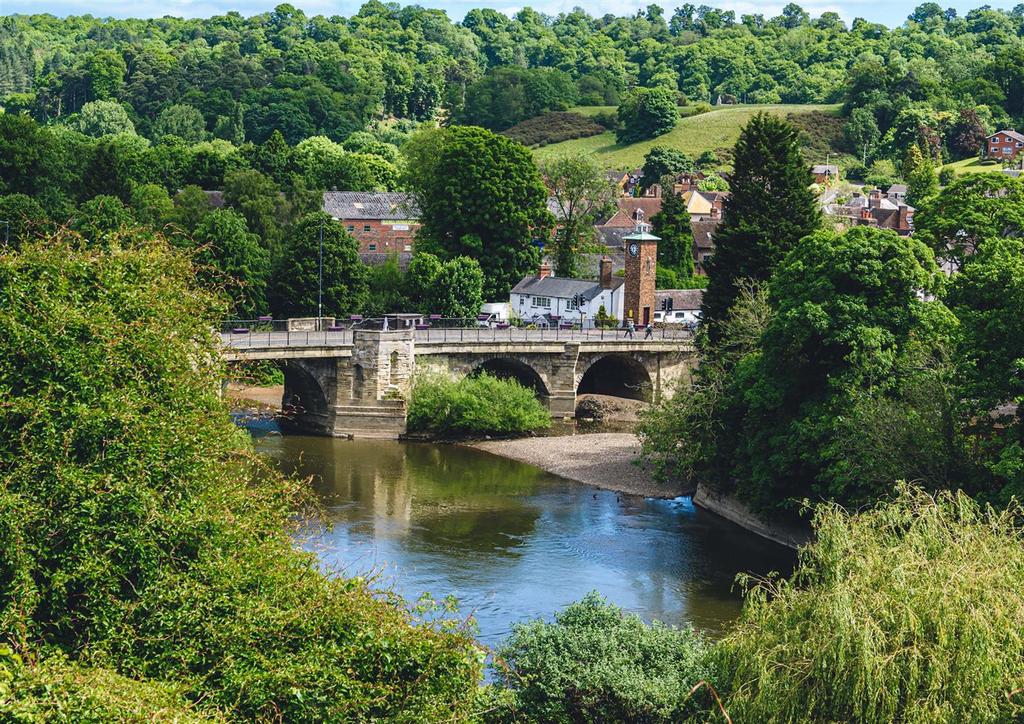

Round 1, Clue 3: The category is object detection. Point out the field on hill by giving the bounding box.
[941,157,1011,176]
[533,103,843,170]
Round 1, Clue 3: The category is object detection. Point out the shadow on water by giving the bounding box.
[245,417,795,647]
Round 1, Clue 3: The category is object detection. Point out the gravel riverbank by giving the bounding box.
[468,433,689,499]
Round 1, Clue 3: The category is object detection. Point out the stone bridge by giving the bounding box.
[223,328,696,438]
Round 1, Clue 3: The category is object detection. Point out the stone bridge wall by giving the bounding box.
[262,333,694,439]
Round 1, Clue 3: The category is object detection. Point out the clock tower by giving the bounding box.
[622,210,659,326]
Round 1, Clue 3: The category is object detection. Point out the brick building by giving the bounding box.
[828,189,914,235]
[322,192,420,255]
[986,130,1024,161]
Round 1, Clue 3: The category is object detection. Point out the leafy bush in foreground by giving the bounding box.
[1,647,218,722]
[491,593,715,723]
[408,372,551,436]
[716,485,1024,723]
[0,231,481,721]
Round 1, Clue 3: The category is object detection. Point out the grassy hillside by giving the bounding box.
[941,156,1009,176]
[534,103,843,170]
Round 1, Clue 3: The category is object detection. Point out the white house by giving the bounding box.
[510,258,624,326]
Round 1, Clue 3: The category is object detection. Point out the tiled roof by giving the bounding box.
[511,275,623,299]
[690,219,720,251]
[991,130,1024,143]
[887,184,907,195]
[656,288,704,311]
[615,197,663,221]
[595,226,632,248]
[811,164,839,175]
[203,190,225,208]
[323,192,419,220]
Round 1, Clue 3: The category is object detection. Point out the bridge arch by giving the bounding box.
[576,353,653,402]
[280,359,331,424]
[469,357,551,399]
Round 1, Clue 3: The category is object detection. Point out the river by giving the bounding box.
[246,418,794,647]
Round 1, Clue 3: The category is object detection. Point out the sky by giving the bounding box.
[4,0,1022,30]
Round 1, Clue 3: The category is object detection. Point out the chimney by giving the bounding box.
[868,189,882,209]
[538,262,552,280]
[898,204,909,231]
[599,256,613,288]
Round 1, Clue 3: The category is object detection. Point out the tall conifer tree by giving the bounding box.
[701,113,820,340]
[651,179,694,277]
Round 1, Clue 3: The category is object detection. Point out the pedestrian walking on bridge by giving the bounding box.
[624,319,635,339]
[644,322,654,340]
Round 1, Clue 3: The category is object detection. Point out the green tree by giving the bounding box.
[0,114,59,196]
[72,194,135,244]
[364,255,410,316]
[903,144,938,207]
[171,185,213,233]
[405,252,484,318]
[845,106,880,164]
[72,100,135,138]
[717,487,1024,722]
[0,233,480,720]
[405,126,552,299]
[223,168,289,255]
[495,593,713,723]
[640,146,694,191]
[701,113,820,340]
[0,193,48,248]
[129,183,174,229]
[291,136,378,191]
[541,154,615,278]
[151,104,207,143]
[913,174,1024,270]
[83,132,152,201]
[82,49,127,100]
[650,183,694,277]
[192,209,270,317]
[270,212,368,318]
[946,236,1024,501]
[735,227,943,511]
[616,87,679,143]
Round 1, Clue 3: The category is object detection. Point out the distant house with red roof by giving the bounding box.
[986,130,1024,162]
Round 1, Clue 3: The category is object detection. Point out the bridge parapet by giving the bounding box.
[222,327,696,438]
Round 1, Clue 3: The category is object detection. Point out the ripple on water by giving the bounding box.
[249,427,794,645]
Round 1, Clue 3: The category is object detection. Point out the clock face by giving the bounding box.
[628,242,640,257]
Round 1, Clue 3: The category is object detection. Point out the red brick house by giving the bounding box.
[986,130,1024,161]
[811,164,839,185]
[322,192,420,256]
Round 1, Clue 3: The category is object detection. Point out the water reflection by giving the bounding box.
[250,422,794,647]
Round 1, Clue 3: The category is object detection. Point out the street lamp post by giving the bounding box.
[317,218,324,331]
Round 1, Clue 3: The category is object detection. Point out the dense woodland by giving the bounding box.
[2,3,1024,150]
[3,4,1024,720]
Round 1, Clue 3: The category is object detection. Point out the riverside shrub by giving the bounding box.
[407,372,551,436]
[715,485,1024,723]
[0,231,481,720]
[492,593,715,723]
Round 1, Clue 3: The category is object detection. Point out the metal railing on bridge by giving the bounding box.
[220,316,695,349]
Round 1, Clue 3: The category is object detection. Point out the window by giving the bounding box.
[566,298,578,311]
[346,225,354,232]
[533,296,551,308]
[368,243,377,251]
[363,225,372,232]
[1005,148,1012,154]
